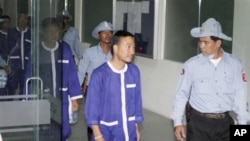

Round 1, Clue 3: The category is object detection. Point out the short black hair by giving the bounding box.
[1,15,11,21]
[41,17,60,30]
[111,30,134,55]
[210,36,222,42]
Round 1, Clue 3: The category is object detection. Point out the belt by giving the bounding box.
[191,109,229,119]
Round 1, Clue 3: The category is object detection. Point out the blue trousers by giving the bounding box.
[6,69,25,95]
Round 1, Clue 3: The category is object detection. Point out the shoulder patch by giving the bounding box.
[181,69,185,75]
[242,69,247,82]
[242,73,247,82]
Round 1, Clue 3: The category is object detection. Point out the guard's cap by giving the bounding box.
[92,21,114,39]
[190,18,232,41]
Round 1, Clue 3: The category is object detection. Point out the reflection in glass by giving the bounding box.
[116,0,154,57]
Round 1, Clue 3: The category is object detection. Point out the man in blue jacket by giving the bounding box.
[85,30,144,141]
[25,17,82,141]
[6,12,31,96]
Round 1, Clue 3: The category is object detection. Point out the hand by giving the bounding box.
[95,137,105,141]
[136,129,140,141]
[174,125,186,141]
[82,76,88,92]
[92,125,105,141]
[135,123,141,141]
[5,66,11,75]
[71,99,79,111]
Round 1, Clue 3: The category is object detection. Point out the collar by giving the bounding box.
[41,41,59,52]
[97,43,103,52]
[107,61,128,74]
[16,26,28,32]
[198,49,230,64]
[0,30,7,35]
[97,43,111,54]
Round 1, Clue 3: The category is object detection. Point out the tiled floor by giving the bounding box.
[0,98,176,141]
[68,99,176,141]
[1,97,248,141]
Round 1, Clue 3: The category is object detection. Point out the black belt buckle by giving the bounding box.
[204,113,226,119]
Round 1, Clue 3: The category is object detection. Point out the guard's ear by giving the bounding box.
[216,40,222,48]
[96,33,101,39]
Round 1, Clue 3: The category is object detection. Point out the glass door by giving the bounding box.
[0,0,64,140]
[29,0,65,140]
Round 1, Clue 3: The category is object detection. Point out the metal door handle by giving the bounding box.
[25,77,43,100]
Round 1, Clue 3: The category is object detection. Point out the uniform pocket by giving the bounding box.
[100,120,118,126]
[195,78,210,95]
[126,83,136,103]
[223,76,234,94]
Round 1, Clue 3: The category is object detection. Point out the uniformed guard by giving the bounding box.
[171,18,249,141]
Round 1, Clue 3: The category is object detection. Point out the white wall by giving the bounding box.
[134,57,182,118]
[232,0,250,111]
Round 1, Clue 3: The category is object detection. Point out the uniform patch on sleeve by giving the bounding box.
[242,73,247,82]
[181,69,185,75]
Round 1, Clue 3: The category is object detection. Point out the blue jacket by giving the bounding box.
[6,27,31,70]
[25,41,82,140]
[85,62,144,140]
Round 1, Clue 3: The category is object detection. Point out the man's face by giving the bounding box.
[63,17,69,25]
[198,36,221,57]
[115,36,135,63]
[98,30,113,44]
[43,24,60,43]
[2,18,10,30]
[18,13,28,28]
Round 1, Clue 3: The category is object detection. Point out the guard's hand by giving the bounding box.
[71,99,79,111]
[82,76,88,92]
[174,125,186,141]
